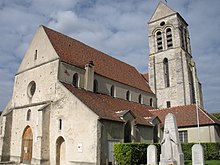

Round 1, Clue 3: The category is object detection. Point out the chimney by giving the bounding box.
[84,60,94,91]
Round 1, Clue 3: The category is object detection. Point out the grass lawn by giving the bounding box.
[185,160,220,165]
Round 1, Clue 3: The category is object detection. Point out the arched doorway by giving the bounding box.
[56,136,65,165]
[21,126,33,163]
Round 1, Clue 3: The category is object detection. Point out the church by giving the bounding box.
[0,2,219,165]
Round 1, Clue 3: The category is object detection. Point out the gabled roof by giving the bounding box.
[149,1,176,23]
[43,26,153,94]
[150,104,220,128]
[62,82,154,126]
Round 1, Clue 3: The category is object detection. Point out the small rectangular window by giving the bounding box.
[59,119,62,130]
[166,101,171,108]
[179,130,188,143]
[34,50,38,60]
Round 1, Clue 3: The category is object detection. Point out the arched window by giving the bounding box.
[72,73,79,87]
[184,29,188,52]
[180,28,185,49]
[150,98,153,107]
[126,91,131,101]
[27,109,31,121]
[189,68,195,103]
[163,58,170,87]
[138,94,142,104]
[166,28,173,48]
[156,31,163,51]
[110,85,115,97]
[93,80,98,93]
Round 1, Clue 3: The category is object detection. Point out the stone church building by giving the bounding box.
[0,2,219,165]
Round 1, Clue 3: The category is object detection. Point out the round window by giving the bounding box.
[27,81,36,97]
[160,21,165,26]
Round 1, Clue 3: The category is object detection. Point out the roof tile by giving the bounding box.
[43,26,153,93]
[150,104,220,127]
[63,82,154,126]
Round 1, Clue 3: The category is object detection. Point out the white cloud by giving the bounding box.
[48,10,103,34]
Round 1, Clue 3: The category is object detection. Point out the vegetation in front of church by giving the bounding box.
[182,143,220,160]
[114,143,154,164]
[114,143,220,165]
[212,113,220,120]
[185,160,220,165]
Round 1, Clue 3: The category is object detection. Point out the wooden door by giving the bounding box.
[21,126,33,163]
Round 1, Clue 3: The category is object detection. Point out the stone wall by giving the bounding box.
[136,125,154,143]
[59,62,156,108]
[49,83,99,165]
[148,12,198,108]
[178,125,219,143]
[99,120,124,165]
[1,112,13,161]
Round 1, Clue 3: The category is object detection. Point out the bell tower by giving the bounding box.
[148,2,203,109]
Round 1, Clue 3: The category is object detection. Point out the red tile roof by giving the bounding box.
[149,104,220,128]
[142,73,149,83]
[62,82,155,126]
[43,26,153,93]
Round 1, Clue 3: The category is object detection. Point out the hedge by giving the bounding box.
[203,143,220,160]
[114,143,147,164]
[114,142,220,165]
[114,143,160,165]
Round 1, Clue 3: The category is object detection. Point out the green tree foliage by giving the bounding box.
[212,113,220,120]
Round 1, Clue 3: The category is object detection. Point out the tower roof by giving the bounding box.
[149,1,177,23]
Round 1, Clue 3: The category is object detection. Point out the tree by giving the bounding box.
[212,113,220,120]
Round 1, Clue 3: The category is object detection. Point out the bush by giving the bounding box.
[182,143,220,160]
[114,143,161,165]
[181,143,194,160]
[114,142,220,164]
[203,143,220,160]
[114,143,149,165]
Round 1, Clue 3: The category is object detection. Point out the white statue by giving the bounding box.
[159,113,184,165]
[161,129,178,160]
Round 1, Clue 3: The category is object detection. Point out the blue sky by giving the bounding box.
[0,0,220,113]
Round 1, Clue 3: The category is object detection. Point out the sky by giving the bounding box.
[0,0,220,113]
